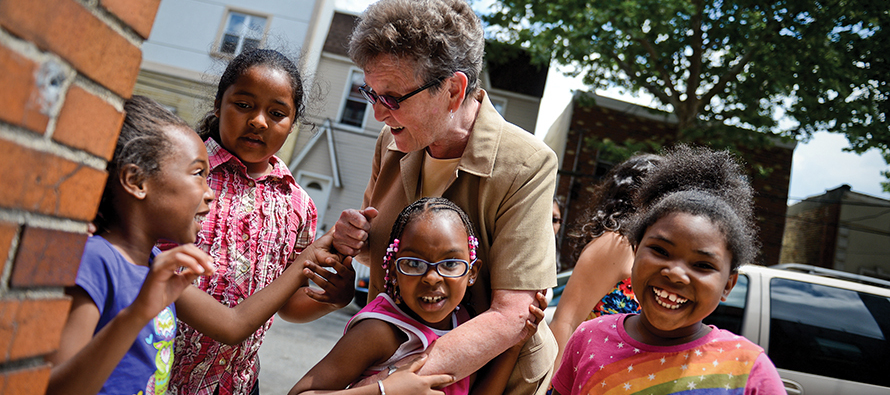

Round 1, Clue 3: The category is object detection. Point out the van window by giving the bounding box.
[703,274,747,335]
[768,278,890,387]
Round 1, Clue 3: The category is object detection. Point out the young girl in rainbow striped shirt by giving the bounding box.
[551,146,784,395]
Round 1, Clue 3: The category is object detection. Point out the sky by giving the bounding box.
[336,0,890,205]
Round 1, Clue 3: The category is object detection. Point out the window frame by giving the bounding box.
[213,8,270,57]
[336,68,370,131]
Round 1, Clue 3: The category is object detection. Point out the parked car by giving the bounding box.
[701,263,890,395]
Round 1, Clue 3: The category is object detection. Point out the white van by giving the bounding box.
[703,264,890,395]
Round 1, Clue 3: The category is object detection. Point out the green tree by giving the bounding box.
[484,0,890,190]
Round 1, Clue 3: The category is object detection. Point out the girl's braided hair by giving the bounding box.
[94,95,191,233]
[627,144,760,271]
[382,197,479,301]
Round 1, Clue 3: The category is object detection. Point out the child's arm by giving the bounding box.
[174,232,353,344]
[288,319,453,395]
[470,291,547,395]
[45,245,214,395]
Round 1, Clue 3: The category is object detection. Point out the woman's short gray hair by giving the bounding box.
[348,0,484,98]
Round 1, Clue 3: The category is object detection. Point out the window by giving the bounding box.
[218,11,267,55]
[703,274,747,335]
[339,70,368,128]
[768,278,890,387]
[490,96,507,115]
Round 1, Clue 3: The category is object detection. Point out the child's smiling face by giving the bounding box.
[145,126,213,244]
[394,211,478,330]
[630,212,738,344]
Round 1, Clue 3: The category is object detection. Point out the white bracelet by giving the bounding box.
[377,380,386,395]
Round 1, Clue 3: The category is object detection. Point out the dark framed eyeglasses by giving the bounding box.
[395,257,475,278]
[552,217,562,224]
[358,79,442,110]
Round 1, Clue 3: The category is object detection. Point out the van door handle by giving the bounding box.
[782,378,803,395]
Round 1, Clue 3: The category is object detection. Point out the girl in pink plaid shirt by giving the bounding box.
[170,49,356,395]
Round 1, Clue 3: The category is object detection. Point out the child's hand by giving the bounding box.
[380,354,453,395]
[515,290,548,350]
[302,232,356,308]
[303,255,356,308]
[132,244,214,322]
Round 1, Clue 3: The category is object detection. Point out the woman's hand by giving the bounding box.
[331,207,378,256]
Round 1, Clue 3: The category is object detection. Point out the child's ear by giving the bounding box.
[467,259,481,286]
[721,272,739,302]
[213,99,221,118]
[120,164,148,200]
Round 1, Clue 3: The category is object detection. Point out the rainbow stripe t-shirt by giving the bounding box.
[552,314,785,395]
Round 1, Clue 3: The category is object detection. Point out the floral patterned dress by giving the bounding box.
[586,277,640,320]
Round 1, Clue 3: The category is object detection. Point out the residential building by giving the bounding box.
[780,184,890,280]
[134,0,336,162]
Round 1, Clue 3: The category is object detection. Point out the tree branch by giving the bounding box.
[608,51,679,109]
[687,0,705,112]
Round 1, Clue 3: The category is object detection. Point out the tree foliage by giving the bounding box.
[483,0,890,190]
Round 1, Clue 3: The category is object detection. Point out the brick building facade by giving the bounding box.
[545,93,795,269]
[0,0,162,392]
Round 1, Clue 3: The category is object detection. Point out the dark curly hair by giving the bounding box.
[196,48,306,142]
[627,145,759,271]
[95,95,191,232]
[382,197,479,303]
[570,153,662,261]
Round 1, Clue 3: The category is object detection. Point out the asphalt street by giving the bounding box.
[257,302,362,394]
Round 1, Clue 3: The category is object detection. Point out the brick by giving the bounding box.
[7,298,71,360]
[0,43,49,134]
[10,227,87,288]
[0,299,19,363]
[0,139,108,221]
[101,0,162,39]
[0,222,18,278]
[0,0,143,97]
[0,362,51,395]
[53,85,124,160]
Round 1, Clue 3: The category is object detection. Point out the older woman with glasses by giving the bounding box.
[330,0,558,394]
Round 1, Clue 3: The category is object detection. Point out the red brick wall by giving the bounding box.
[0,0,160,392]
[555,100,793,268]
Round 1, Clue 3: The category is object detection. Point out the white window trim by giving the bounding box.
[212,7,271,58]
[336,67,370,132]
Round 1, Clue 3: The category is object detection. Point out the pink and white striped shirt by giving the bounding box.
[171,138,316,395]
